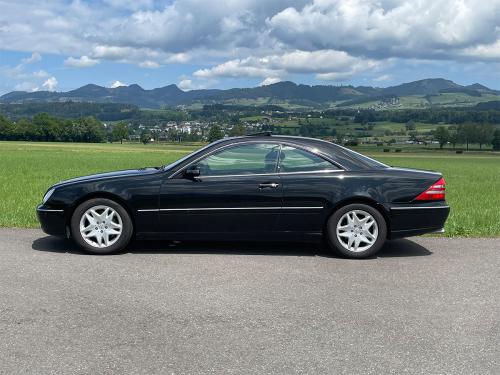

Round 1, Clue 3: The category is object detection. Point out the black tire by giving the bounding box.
[71,198,133,255]
[326,203,387,258]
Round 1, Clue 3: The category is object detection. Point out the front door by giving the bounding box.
[159,142,283,238]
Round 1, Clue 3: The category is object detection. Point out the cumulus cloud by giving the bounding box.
[178,79,194,90]
[194,50,380,81]
[139,60,160,68]
[64,56,100,68]
[110,80,127,88]
[42,76,58,91]
[21,52,41,64]
[268,0,500,60]
[0,0,499,88]
[260,77,282,86]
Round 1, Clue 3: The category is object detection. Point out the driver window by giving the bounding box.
[193,143,280,177]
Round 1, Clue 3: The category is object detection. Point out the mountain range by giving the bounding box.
[1,78,499,109]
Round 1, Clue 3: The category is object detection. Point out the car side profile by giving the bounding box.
[37,134,450,258]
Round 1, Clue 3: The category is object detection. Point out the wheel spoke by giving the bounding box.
[85,213,95,225]
[83,230,96,238]
[359,234,372,244]
[109,221,121,229]
[364,220,375,230]
[103,232,109,246]
[347,235,354,249]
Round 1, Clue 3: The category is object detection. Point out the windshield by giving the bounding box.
[161,142,218,171]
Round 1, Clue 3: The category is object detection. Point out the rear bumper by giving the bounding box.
[385,203,450,239]
[37,205,67,236]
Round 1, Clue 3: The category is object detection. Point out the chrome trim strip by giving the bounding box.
[200,170,344,179]
[138,206,323,212]
[390,205,450,210]
[37,208,64,212]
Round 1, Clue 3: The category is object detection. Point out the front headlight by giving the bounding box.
[42,188,55,204]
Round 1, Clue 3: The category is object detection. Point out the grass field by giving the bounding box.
[1,141,499,237]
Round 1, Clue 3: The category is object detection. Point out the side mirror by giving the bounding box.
[185,166,200,178]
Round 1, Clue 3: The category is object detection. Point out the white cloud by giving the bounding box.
[21,52,41,64]
[268,0,500,60]
[260,77,282,86]
[14,81,39,92]
[110,80,127,88]
[194,50,380,81]
[64,56,100,68]
[42,76,58,91]
[139,60,160,68]
[0,0,499,89]
[178,79,194,90]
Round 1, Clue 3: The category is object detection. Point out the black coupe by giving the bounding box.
[37,134,449,258]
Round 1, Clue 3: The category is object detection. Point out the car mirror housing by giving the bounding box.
[185,166,200,178]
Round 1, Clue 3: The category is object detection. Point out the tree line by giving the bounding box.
[433,123,500,150]
[0,113,107,142]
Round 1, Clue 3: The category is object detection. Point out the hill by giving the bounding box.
[1,78,499,109]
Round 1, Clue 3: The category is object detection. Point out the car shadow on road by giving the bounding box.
[32,236,433,258]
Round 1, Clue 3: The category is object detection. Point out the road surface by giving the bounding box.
[0,228,499,374]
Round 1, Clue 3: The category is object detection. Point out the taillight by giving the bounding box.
[414,177,446,201]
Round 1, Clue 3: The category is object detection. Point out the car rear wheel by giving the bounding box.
[71,198,133,255]
[326,203,387,258]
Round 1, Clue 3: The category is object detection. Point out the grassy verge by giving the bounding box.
[0,141,499,236]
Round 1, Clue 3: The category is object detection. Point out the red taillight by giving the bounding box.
[415,177,446,201]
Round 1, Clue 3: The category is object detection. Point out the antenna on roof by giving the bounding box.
[246,131,272,136]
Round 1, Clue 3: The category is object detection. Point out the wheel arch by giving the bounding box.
[66,192,136,237]
[324,196,390,238]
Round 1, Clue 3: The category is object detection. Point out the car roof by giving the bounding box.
[216,135,388,171]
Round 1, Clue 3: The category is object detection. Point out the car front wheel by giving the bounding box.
[327,203,387,258]
[71,198,133,255]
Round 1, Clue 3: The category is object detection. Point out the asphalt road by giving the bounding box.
[0,228,499,374]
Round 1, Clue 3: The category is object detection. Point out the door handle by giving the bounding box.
[259,182,280,189]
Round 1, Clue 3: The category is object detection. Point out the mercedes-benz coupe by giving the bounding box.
[37,134,449,258]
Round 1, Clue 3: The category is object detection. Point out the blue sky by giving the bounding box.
[1,0,499,95]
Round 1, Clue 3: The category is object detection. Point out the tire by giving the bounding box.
[326,203,387,258]
[71,198,133,255]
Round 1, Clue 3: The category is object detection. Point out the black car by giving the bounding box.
[37,134,450,258]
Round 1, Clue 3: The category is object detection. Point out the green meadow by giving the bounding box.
[0,141,499,236]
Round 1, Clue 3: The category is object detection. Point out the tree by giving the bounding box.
[476,124,494,150]
[112,122,129,144]
[448,126,458,149]
[0,115,13,140]
[457,123,476,150]
[492,129,500,151]
[140,129,152,144]
[229,123,245,137]
[433,126,449,149]
[207,125,224,142]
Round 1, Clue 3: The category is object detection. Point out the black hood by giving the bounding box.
[52,167,160,188]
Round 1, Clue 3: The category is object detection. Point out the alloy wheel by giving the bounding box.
[336,209,378,253]
[79,205,123,248]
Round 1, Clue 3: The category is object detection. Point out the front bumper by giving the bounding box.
[37,205,67,236]
[385,202,450,239]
